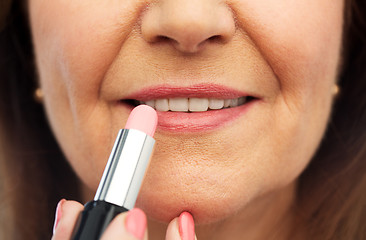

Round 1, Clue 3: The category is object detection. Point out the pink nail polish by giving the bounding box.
[179,212,195,240]
[53,199,66,234]
[125,208,147,239]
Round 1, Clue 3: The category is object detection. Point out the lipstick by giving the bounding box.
[72,105,158,240]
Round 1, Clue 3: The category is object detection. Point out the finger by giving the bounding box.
[166,212,197,240]
[51,200,84,240]
[165,217,180,240]
[101,208,148,240]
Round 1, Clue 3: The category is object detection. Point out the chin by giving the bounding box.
[134,179,249,225]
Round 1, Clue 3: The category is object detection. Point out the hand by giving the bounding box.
[52,199,197,240]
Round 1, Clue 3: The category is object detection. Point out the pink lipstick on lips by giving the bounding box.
[123,83,258,132]
[125,83,248,100]
[72,105,157,240]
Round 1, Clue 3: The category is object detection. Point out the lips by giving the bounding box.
[124,83,252,100]
[119,83,259,133]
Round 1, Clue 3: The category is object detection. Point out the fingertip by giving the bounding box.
[52,200,84,239]
[101,208,147,240]
[53,199,66,235]
[62,200,84,209]
[166,212,197,240]
[100,212,128,240]
[125,208,147,239]
[166,217,180,240]
[178,212,195,240]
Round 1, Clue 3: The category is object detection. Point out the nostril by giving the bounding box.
[208,35,222,43]
[140,1,236,53]
[155,35,170,42]
[154,35,179,45]
[194,35,223,52]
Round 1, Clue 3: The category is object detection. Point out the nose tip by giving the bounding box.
[141,1,235,53]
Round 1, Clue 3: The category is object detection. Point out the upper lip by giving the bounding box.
[123,83,258,101]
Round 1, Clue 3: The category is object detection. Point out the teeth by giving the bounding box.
[155,99,169,111]
[230,98,238,107]
[224,99,231,107]
[209,99,224,109]
[189,98,209,112]
[140,97,248,112]
[238,97,247,105]
[169,98,189,111]
[145,100,155,108]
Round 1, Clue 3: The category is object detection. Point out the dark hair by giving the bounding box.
[297,0,366,239]
[0,0,365,239]
[0,1,80,239]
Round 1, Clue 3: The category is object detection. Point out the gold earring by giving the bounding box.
[332,84,340,96]
[34,88,44,103]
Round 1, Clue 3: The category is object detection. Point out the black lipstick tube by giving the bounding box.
[71,128,155,240]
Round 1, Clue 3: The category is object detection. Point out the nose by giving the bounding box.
[141,0,236,53]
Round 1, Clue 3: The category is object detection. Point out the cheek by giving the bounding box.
[28,1,144,187]
[233,0,344,169]
[29,1,136,102]
[234,0,343,101]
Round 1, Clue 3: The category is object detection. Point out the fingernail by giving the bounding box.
[125,208,147,239]
[179,212,195,240]
[53,199,66,234]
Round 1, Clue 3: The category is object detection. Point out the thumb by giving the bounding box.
[166,212,196,240]
[100,208,148,240]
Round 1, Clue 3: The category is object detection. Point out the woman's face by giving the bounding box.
[29,0,344,224]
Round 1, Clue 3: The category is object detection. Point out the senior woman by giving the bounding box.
[0,0,366,239]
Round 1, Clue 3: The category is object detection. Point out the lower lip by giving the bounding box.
[149,100,257,133]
